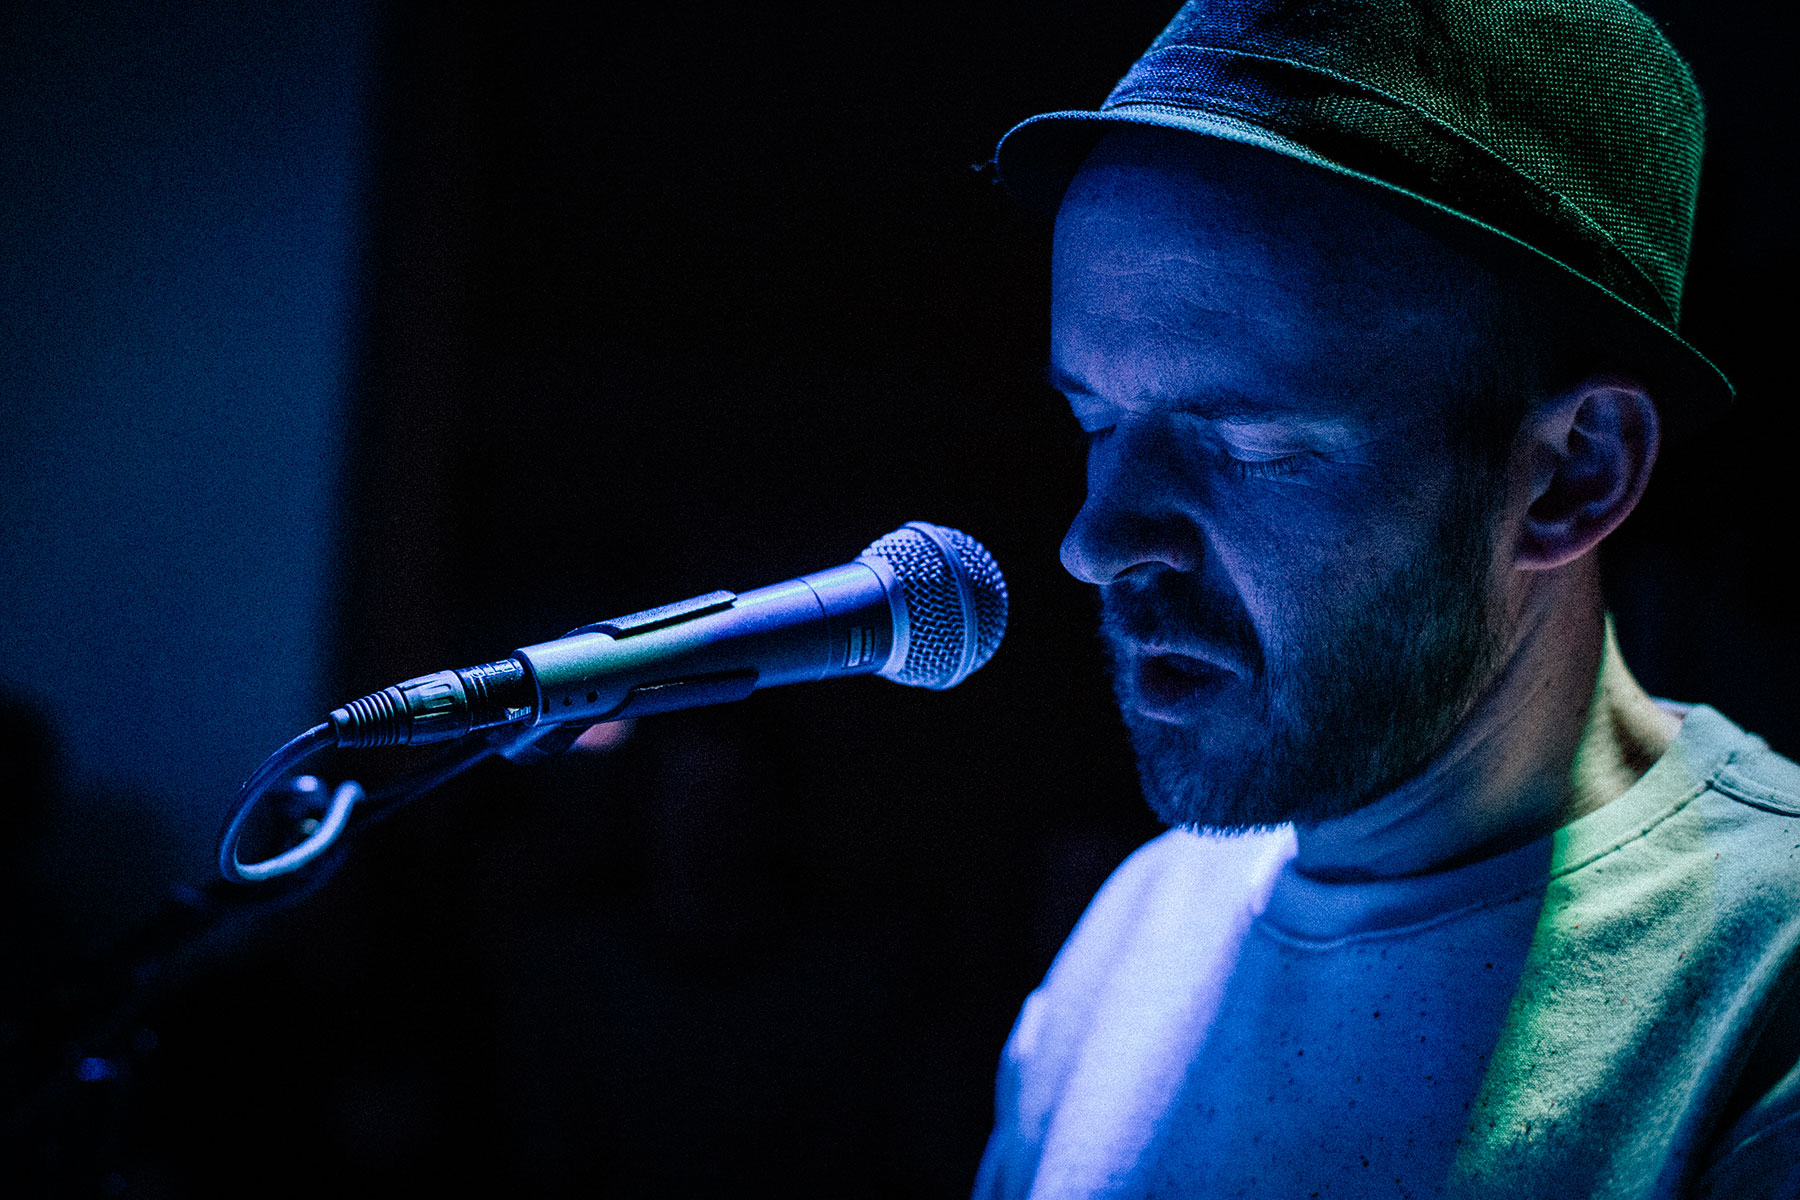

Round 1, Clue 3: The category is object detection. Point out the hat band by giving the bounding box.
[1100,44,1676,326]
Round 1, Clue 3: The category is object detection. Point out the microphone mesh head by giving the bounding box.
[860,522,1008,689]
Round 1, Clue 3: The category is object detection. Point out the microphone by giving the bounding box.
[328,521,1008,749]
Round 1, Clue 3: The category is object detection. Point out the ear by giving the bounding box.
[1513,376,1660,571]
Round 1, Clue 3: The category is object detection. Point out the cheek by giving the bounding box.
[1208,513,1356,637]
[1202,477,1452,639]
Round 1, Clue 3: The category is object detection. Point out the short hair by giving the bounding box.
[1443,229,1675,480]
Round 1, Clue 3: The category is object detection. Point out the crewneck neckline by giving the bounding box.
[1255,705,1748,946]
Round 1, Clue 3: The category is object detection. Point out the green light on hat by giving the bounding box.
[995,0,1731,421]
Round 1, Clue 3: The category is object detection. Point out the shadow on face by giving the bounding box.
[1049,127,1512,828]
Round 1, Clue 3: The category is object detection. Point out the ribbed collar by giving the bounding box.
[1255,705,1747,946]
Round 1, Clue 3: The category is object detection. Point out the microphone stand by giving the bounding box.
[0,724,575,1183]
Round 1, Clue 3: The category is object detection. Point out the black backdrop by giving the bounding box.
[16,1,1800,1194]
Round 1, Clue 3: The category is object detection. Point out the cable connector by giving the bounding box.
[329,658,537,748]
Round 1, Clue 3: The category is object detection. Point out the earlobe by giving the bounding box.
[1514,378,1659,571]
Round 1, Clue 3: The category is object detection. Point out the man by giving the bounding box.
[975,2,1800,1197]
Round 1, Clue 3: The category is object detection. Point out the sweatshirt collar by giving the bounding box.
[1255,705,1746,945]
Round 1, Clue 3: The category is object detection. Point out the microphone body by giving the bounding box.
[328,522,1005,749]
[517,556,901,726]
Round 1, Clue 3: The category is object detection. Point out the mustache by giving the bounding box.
[1097,571,1259,665]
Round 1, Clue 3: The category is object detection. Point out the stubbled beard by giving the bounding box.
[1102,476,1504,831]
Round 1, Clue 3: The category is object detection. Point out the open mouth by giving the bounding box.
[1135,651,1233,713]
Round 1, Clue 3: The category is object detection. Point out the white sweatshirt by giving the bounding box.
[975,706,1800,1199]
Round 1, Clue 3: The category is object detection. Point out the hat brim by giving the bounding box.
[995,105,1733,429]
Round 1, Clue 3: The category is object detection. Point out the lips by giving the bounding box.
[1132,650,1236,719]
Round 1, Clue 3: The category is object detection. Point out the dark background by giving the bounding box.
[3,1,1795,1195]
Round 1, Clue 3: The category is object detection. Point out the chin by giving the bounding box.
[1117,690,1387,831]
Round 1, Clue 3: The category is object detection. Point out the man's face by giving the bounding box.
[1051,130,1513,830]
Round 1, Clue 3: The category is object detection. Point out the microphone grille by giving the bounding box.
[860,521,1008,690]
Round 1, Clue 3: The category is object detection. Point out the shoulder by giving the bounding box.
[975,827,1294,1196]
[1671,710,1800,1196]
[1635,706,1800,867]
[1637,710,1800,989]
[1681,709,1800,893]
[1033,826,1295,1008]
[1006,829,1292,1093]
[1708,729,1800,820]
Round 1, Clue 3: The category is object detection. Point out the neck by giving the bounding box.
[1290,564,1680,882]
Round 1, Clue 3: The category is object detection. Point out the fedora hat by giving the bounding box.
[995,0,1731,422]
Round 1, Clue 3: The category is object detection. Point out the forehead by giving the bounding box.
[1050,130,1490,418]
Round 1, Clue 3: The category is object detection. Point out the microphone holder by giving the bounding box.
[216,717,582,885]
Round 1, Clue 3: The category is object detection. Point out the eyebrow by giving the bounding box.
[1043,362,1290,422]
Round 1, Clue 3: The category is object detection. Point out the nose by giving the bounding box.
[1060,421,1205,584]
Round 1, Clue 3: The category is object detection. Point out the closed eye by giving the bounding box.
[1067,406,1113,446]
[1220,451,1307,481]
